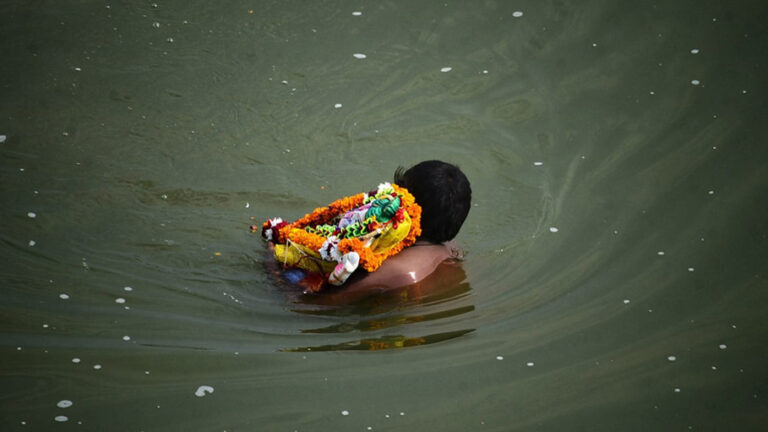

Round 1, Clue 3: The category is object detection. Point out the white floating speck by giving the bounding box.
[708,190,715,195]
[59,293,70,300]
[623,299,631,304]
[72,358,81,364]
[245,202,250,208]
[742,90,747,94]
[674,388,681,393]
[482,69,488,74]
[93,364,102,370]
[353,53,367,59]
[526,362,535,367]
[43,324,49,328]
[440,67,452,72]
[549,226,558,233]
[57,400,73,408]
[115,298,126,304]
[400,412,405,416]
[54,416,68,422]
[194,385,214,397]
[27,212,37,218]
[122,335,131,341]
[352,11,362,16]
[691,80,701,86]
[341,410,350,416]
[334,103,342,108]
[691,49,700,54]
[496,356,504,361]
[152,22,160,29]
[166,37,174,43]
[533,161,543,166]
[668,355,677,361]
[28,240,36,246]
[512,11,523,17]
[124,286,133,291]
[592,43,597,47]
[0,135,6,143]
[74,67,81,71]
[657,251,665,256]
[719,344,727,350]
[712,366,717,370]
[650,91,655,95]
[688,267,695,272]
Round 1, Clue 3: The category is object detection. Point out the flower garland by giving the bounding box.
[260,184,422,274]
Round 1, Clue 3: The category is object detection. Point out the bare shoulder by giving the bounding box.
[344,242,458,291]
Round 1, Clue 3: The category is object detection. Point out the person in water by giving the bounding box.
[340,160,472,291]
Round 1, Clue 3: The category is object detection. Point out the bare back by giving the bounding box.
[343,241,459,292]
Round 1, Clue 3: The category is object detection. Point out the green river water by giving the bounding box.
[1,1,767,431]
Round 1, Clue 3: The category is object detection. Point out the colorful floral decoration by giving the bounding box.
[253,183,422,291]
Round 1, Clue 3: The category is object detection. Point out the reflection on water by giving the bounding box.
[283,329,475,352]
[285,262,475,351]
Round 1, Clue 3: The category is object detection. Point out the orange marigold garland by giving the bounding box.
[255,183,422,288]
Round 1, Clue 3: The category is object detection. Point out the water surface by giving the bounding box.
[1,1,767,431]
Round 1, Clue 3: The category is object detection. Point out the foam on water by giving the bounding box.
[195,385,214,397]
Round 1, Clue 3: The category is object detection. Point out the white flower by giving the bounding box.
[376,182,394,196]
[320,236,342,262]
[263,217,284,241]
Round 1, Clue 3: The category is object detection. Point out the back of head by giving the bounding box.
[394,160,471,243]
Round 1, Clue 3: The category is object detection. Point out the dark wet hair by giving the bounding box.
[394,160,471,243]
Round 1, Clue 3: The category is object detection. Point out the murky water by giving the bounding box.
[2,1,767,430]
